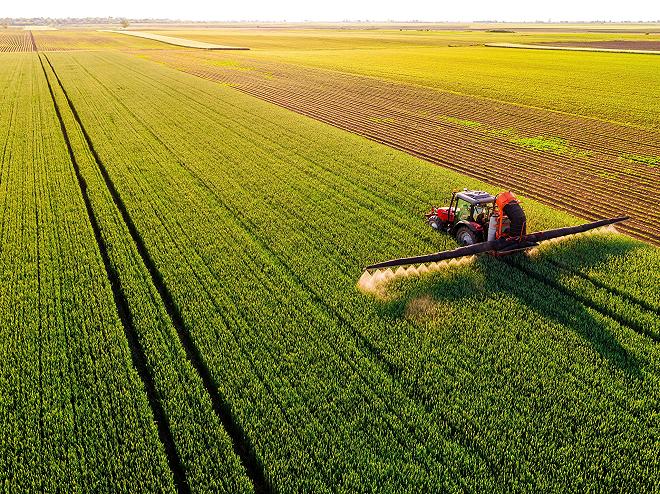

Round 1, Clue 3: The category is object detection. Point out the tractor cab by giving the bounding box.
[452,190,495,224]
[426,189,502,245]
[449,190,495,245]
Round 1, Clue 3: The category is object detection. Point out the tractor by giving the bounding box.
[363,189,627,272]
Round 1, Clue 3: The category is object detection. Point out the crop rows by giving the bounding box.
[42,50,660,491]
[44,51,484,493]
[30,32,90,51]
[30,30,170,52]
[0,31,34,52]
[0,43,260,491]
[38,51,254,493]
[144,51,660,245]
[0,52,179,491]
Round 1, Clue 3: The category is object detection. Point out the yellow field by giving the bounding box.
[148,28,660,130]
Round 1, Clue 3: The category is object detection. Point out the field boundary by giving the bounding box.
[485,42,660,55]
[42,53,268,494]
[104,30,250,50]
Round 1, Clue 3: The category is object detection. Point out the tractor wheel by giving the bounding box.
[455,226,478,246]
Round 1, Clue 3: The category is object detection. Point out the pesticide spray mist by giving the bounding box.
[358,255,476,295]
[359,224,620,295]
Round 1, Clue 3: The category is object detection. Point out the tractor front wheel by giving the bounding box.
[455,226,478,246]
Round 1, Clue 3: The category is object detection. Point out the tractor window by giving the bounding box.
[473,204,485,216]
[473,204,490,222]
[456,199,471,221]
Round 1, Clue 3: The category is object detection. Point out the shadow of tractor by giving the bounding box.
[375,234,646,377]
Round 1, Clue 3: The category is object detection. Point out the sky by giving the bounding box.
[3,0,659,22]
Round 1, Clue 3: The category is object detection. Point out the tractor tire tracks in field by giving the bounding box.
[544,257,660,316]
[53,51,501,488]
[37,52,190,493]
[503,257,659,344]
[39,52,269,494]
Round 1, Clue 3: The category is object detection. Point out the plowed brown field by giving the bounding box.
[28,30,184,51]
[0,32,34,52]
[145,50,660,245]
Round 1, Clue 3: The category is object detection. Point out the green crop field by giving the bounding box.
[1,25,659,493]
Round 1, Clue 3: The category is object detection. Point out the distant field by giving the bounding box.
[149,27,660,51]
[537,39,660,51]
[30,29,186,51]
[108,30,249,50]
[0,31,33,52]
[487,42,660,55]
[151,29,660,130]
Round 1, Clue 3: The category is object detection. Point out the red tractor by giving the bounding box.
[425,189,527,246]
[363,188,627,273]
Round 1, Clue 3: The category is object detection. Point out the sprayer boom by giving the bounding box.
[364,216,628,272]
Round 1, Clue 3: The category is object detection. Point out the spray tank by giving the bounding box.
[487,213,498,242]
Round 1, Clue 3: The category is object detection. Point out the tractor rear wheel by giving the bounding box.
[455,226,478,246]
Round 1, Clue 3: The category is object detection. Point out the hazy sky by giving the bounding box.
[4,0,658,22]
